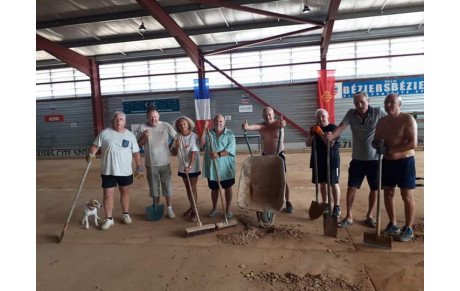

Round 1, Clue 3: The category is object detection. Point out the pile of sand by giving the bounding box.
[243,271,365,290]
[412,223,424,232]
[411,222,424,242]
[216,213,305,245]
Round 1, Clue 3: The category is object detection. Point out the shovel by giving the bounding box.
[146,197,164,221]
[309,137,324,220]
[363,153,392,249]
[323,140,337,237]
[59,160,93,243]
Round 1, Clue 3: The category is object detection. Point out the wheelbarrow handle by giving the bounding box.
[243,130,253,157]
[276,126,283,155]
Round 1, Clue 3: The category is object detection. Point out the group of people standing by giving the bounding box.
[85,108,242,230]
[305,92,417,242]
[85,91,417,243]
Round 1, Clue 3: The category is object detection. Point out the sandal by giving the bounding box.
[338,219,353,228]
[190,211,198,222]
[183,208,192,217]
[364,217,377,228]
[208,208,218,217]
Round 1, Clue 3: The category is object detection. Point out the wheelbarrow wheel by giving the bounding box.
[257,211,275,228]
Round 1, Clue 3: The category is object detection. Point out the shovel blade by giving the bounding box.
[363,232,392,250]
[257,211,276,228]
[323,213,337,237]
[146,203,164,221]
[309,201,324,220]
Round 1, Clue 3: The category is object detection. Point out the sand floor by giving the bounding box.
[36,150,424,291]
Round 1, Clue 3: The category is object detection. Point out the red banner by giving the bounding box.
[317,70,336,123]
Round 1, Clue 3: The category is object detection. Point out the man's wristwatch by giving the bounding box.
[218,151,221,157]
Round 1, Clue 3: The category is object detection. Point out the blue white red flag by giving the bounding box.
[194,78,211,136]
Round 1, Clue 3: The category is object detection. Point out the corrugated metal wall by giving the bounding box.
[209,85,317,149]
[105,92,195,130]
[36,82,424,151]
[36,98,94,148]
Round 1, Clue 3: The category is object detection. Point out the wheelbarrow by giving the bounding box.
[237,129,286,228]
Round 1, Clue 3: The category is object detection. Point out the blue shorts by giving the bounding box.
[347,159,379,190]
[382,157,416,189]
[262,151,287,172]
[101,174,133,188]
[207,178,235,190]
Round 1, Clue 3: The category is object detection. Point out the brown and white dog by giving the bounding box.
[81,199,103,229]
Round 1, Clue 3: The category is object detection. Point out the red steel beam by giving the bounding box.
[320,0,341,69]
[37,34,92,77]
[190,0,324,26]
[198,51,206,79]
[89,59,104,136]
[203,58,310,136]
[136,0,203,70]
[36,34,104,136]
[205,25,322,56]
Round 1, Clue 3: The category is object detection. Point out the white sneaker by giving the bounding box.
[167,206,175,219]
[122,213,132,224]
[101,218,114,230]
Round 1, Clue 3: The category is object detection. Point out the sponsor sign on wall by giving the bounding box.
[45,115,64,122]
[239,105,253,113]
[241,94,250,104]
[123,98,180,114]
[36,149,89,157]
[336,77,424,98]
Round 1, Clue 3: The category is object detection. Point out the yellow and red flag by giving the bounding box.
[317,70,336,123]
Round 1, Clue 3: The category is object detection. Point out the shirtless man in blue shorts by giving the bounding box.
[373,93,417,242]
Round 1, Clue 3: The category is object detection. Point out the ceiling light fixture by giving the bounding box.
[139,19,146,33]
[302,4,311,14]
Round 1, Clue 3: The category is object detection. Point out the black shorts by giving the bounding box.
[312,165,340,184]
[262,151,287,172]
[382,157,416,189]
[347,160,379,190]
[101,174,133,188]
[178,171,201,178]
[207,178,235,190]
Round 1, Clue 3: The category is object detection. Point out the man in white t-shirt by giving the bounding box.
[86,111,144,230]
[137,108,177,219]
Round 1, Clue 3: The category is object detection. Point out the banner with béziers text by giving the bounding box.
[338,77,424,98]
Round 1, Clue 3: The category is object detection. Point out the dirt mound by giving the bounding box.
[216,213,305,245]
[412,223,424,232]
[244,271,365,290]
[411,222,424,242]
[412,234,424,242]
